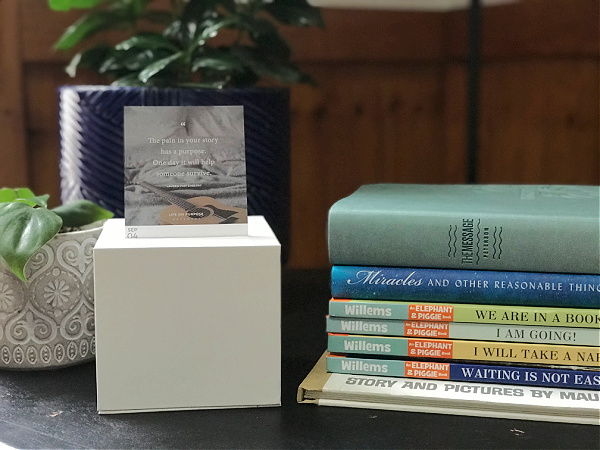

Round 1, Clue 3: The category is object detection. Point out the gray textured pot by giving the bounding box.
[0,222,103,369]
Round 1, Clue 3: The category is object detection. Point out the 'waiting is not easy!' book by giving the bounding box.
[124,106,248,238]
[298,353,600,425]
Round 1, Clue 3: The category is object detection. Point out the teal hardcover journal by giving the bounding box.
[328,184,600,274]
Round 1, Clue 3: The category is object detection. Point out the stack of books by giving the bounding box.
[298,184,600,425]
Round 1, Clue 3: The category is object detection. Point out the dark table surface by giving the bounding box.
[0,269,598,449]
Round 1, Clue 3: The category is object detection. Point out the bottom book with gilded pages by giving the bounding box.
[297,353,600,425]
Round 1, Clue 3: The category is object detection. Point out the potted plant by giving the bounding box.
[0,188,113,369]
[50,0,324,261]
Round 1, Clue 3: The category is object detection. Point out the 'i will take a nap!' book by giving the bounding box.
[124,106,248,238]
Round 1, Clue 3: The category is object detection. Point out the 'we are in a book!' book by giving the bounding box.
[124,106,248,238]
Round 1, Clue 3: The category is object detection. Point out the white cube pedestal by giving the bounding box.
[93,217,281,414]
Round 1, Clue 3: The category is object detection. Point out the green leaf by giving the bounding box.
[232,46,312,84]
[0,188,48,207]
[178,80,228,89]
[264,0,324,28]
[53,10,130,50]
[0,187,38,202]
[116,33,180,52]
[224,69,260,87]
[191,51,245,73]
[138,52,183,83]
[0,188,18,203]
[51,199,113,228]
[49,0,104,11]
[100,48,152,73]
[0,203,63,281]
[192,15,239,48]
[97,41,178,79]
[14,188,36,199]
[111,73,147,86]
[191,57,234,72]
[164,2,221,46]
[65,45,112,77]
[125,0,149,16]
[190,46,262,87]
[14,195,50,208]
[240,17,291,59]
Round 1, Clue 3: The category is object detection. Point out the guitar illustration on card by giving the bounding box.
[139,182,247,225]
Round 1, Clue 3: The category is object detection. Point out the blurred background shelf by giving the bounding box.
[0,0,598,268]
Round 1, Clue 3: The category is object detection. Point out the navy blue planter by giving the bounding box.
[59,86,290,261]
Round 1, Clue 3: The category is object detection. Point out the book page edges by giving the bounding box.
[317,399,600,426]
[297,352,331,403]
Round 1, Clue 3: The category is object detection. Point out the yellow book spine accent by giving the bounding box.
[328,333,600,368]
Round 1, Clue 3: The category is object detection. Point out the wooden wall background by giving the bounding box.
[0,0,598,268]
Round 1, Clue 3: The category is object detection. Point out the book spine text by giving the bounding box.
[329,299,600,328]
[326,317,600,346]
[331,266,600,308]
[326,355,600,390]
[328,200,600,274]
[327,334,600,367]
